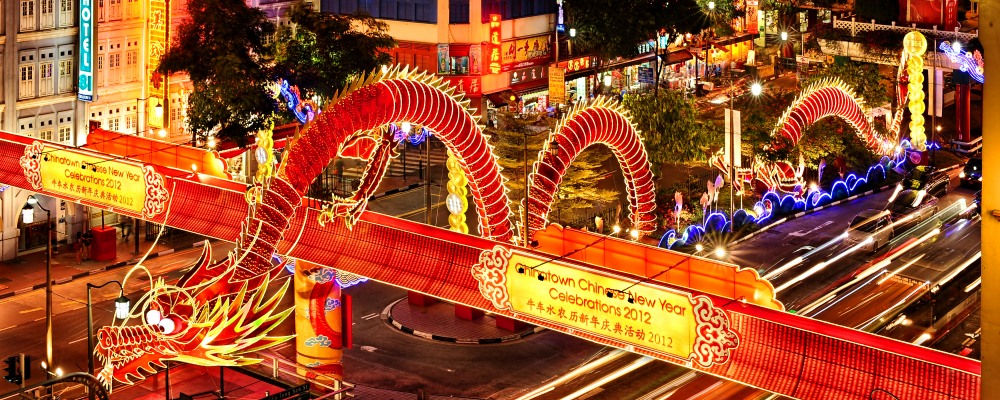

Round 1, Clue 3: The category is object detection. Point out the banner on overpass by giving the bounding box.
[473,246,740,367]
[20,141,170,218]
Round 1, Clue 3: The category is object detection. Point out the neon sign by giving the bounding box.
[939,41,984,83]
[488,14,502,74]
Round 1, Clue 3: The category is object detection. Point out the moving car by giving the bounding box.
[845,209,893,252]
[887,189,939,230]
[903,165,950,197]
[960,156,982,187]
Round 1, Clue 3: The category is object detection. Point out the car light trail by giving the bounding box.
[774,237,872,293]
[913,332,933,346]
[635,371,698,400]
[858,281,928,331]
[515,350,628,400]
[934,252,981,291]
[763,233,846,281]
[800,270,886,317]
[965,277,982,293]
[558,356,655,400]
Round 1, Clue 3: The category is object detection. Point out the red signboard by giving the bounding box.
[746,0,759,34]
[561,56,594,73]
[488,14,502,74]
[442,76,482,97]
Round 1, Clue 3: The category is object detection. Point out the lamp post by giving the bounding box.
[22,195,51,370]
[86,281,129,378]
[135,97,164,138]
[727,82,763,226]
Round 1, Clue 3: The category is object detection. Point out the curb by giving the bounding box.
[0,241,208,301]
[732,163,963,246]
[380,299,545,344]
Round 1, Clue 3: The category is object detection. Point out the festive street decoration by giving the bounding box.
[526,97,657,236]
[903,31,928,151]
[446,150,470,234]
[277,80,319,124]
[278,66,515,242]
[294,259,344,381]
[940,41,984,83]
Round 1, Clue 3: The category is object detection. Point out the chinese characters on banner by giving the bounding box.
[509,65,547,85]
[146,0,167,128]
[548,66,566,105]
[501,34,552,71]
[442,76,482,97]
[39,147,148,213]
[563,56,593,73]
[488,14,502,74]
[746,0,759,34]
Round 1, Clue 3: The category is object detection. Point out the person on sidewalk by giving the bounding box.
[74,232,84,264]
[81,230,93,261]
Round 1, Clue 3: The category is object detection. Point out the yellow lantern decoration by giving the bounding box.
[903,31,927,151]
[445,150,469,234]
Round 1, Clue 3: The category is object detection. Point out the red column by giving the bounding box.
[454,304,484,320]
[956,83,971,142]
[407,291,438,306]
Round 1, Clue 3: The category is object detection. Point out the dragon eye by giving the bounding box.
[158,318,176,334]
[145,310,162,325]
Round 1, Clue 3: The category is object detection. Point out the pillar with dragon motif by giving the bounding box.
[295,259,344,383]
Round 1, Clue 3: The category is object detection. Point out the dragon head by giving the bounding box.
[94,245,294,390]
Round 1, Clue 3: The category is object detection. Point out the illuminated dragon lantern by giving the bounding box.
[93,66,658,388]
[711,33,935,194]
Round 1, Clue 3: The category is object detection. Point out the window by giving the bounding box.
[125,48,139,82]
[58,127,70,142]
[58,0,73,26]
[21,0,36,32]
[171,95,185,129]
[109,0,122,20]
[38,129,54,141]
[324,0,436,23]
[18,118,35,138]
[39,62,53,96]
[40,0,53,28]
[450,0,469,23]
[126,0,139,19]
[124,111,136,134]
[97,0,105,21]
[96,53,104,87]
[108,116,121,132]
[19,64,35,100]
[481,0,555,22]
[36,115,55,141]
[109,52,122,84]
[58,59,73,93]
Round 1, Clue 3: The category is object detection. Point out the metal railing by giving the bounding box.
[833,16,978,41]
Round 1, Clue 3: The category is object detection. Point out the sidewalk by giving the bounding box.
[0,227,209,300]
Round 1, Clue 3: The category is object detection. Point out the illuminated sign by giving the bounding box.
[472,247,740,367]
[442,76,481,96]
[501,34,552,71]
[146,0,167,128]
[488,14,502,74]
[20,142,170,218]
[548,66,565,105]
[77,0,94,101]
[562,57,593,73]
[746,0,759,34]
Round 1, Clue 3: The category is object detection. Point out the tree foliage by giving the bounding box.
[157,0,277,147]
[621,90,720,171]
[486,111,618,228]
[563,0,665,60]
[272,4,395,102]
[854,0,899,24]
[807,61,890,108]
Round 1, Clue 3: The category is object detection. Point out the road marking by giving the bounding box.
[33,317,44,322]
[362,313,379,320]
[20,307,42,314]
[61,301,77,306]
[788,220,834,237]
[0,326,13,332]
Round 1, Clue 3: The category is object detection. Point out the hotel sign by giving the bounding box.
[77,0,94,101]
[19,142,170,218]
[472,247,740,367]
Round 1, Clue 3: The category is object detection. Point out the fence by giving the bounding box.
[832,16,978,42]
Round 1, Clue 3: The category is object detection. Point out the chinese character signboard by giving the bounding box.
[488,14,502,74]
[548,66,566,105]
[77,0,94,101]
[437,44,450,74]
[510,66,547,85]
[146,0,167,128]
[563,57,593,73]
[442,76,482,97]
[746,0,759,34]
[501,34,552,71]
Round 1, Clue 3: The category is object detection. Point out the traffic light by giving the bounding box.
[3,355,20,385]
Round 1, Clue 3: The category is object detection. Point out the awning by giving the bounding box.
[662,49,694,66]
[485,90,515,107]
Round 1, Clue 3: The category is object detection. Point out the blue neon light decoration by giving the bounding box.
[278,80,318,124]
[390,123,432,146]
[939,41,984,83]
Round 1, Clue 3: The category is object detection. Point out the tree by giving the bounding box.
[563,0,665,61]
[621,90,720,171]
[807,61,890,108]
[736,89,797,163]
[854,0,899,24]
[486,111,618,228]
[272,4,396,102]
[157,0,277,147]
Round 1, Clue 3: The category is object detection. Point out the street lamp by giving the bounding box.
[86,281,129,377]
[136,97,164,137]
[23,195,52,371]
[707,1,715,10]
[727,81,761,226]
